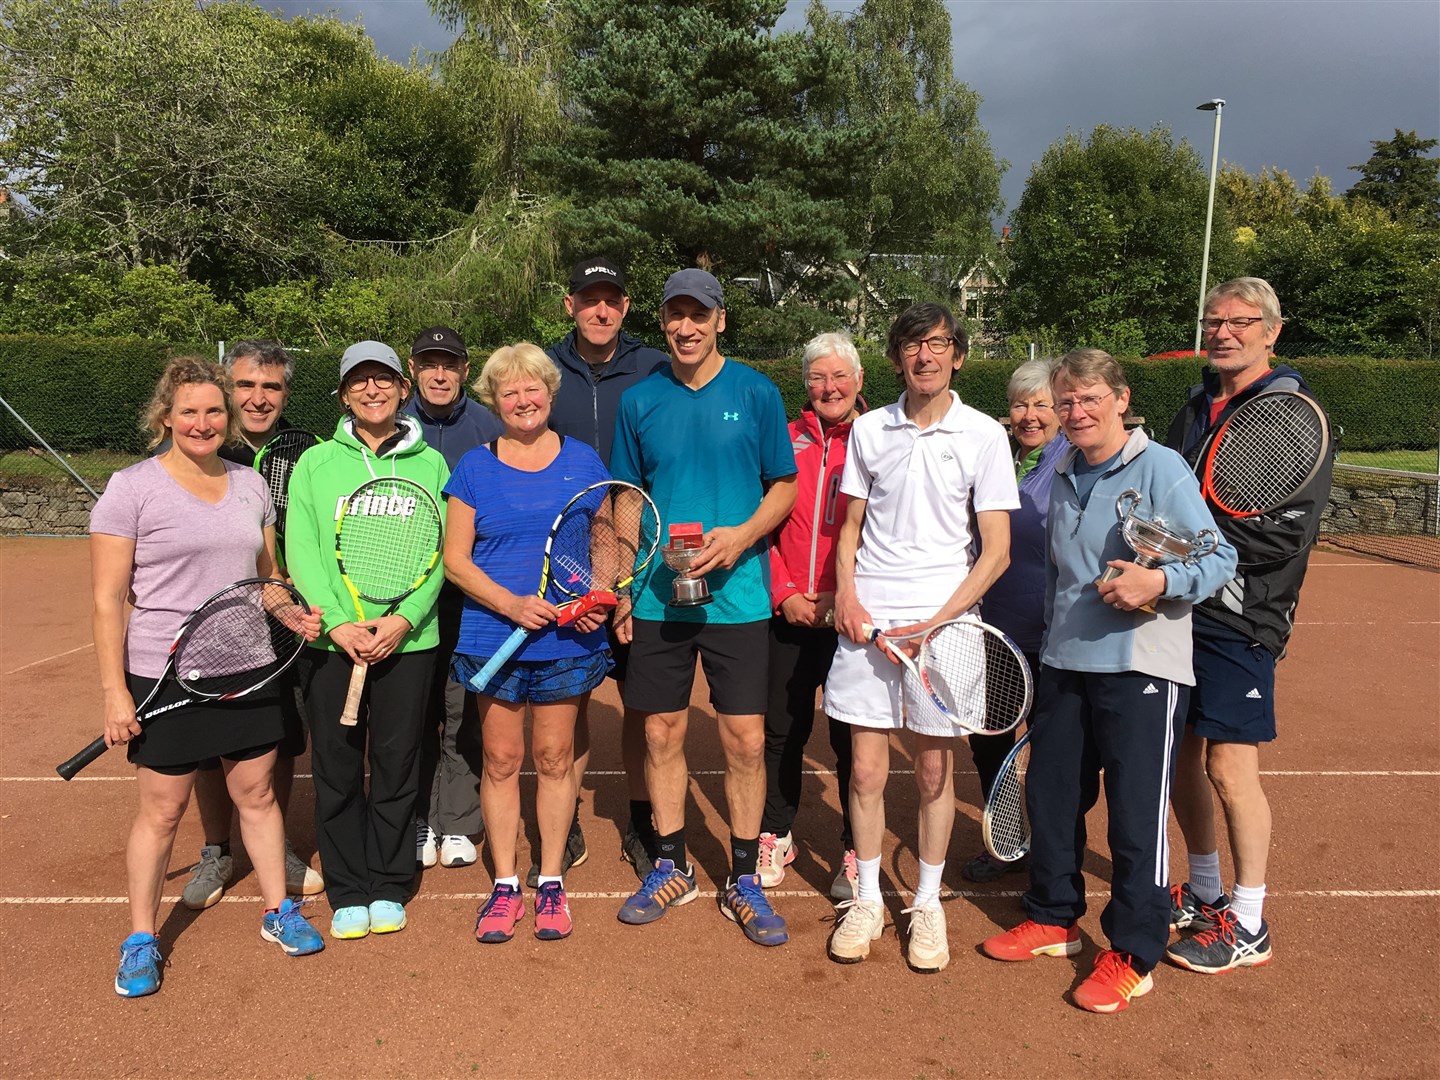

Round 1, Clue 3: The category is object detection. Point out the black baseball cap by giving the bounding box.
[410,326,468,360]
[568,257,627,295]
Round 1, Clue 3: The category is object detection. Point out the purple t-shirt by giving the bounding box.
[90,457,275,678]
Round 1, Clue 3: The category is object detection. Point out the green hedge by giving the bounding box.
[1,334,1436,456]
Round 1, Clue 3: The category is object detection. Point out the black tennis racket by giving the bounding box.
[982,729,1032,862]
[465,480,661,694]
[253,429,319,544]
[1201,390,1330,518]
[861,617,1033,735]
[335,476,444,726]
[57,579,311,780]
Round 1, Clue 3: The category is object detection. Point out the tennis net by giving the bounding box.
[1320,464,1440,570]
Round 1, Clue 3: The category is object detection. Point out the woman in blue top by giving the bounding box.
[443,343,611,945]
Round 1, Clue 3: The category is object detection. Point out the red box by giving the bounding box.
[668,521,705,550]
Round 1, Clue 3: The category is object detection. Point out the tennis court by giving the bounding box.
[1,535,1436,1079]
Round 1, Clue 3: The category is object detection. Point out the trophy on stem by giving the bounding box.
[1097,489,1219,613]
[662,521,713,607]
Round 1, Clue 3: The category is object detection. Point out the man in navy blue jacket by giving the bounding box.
[540,258,668,888]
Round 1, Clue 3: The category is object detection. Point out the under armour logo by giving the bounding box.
[723,411,739,421]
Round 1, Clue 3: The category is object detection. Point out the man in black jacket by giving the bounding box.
[540,257,668,887]
[1164,277,1334,975]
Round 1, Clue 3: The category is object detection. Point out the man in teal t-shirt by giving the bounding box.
[610,268,797,947]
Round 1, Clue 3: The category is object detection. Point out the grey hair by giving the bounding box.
[801,330,862,379]
[223,339,295,388]
[1007,359,1057,405]
[1204,277,1283,329]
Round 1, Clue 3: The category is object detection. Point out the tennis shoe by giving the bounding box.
[415,818,438,869]
[981,919,1081,962]
[830,849,858,903]
[1166,910,1272,974]
[439,834,477,868]
[1073,949,1153,1013]
[961,849,1029,884]
[181,844,233,911]
[284,842,325,896]
[114,932,162,998]
[719,874,789,946]
[368,899,407,934]
[1169,881,1231,932]
[828,898,884,963]
[756,831,796,888]
[533,881,573,941]
[620,825,654,883]
[526,819,590,888]
[475,884,525,943]
[617,859,697,925]
[330,905,370,939]
[261,899,325,956]
[902,902,949,973]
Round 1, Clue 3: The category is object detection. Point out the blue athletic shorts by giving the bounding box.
[1187,618,1277,743]
[451,650,612,705]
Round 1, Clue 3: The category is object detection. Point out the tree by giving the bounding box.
[1346,129,1440,227]
[998,124,1238,355]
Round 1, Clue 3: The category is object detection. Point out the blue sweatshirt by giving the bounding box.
[546,330,669,466]
[401,393,503,471]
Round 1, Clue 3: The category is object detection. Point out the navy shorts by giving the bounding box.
[452,650,612,705]
[1187,620,1277,743]
[623,619,769,715]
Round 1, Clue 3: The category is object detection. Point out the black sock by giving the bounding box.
[654,828,686,869]
[629,800,655,840]
[570,796,582,832]
[731,835,759,879]
[213,840,231,857]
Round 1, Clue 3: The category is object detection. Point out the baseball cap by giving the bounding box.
[568,257,627,295]
[661,268,724,309]
[410,326,468,360]
[338,341,405,385]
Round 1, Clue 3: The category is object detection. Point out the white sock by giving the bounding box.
[1188,850,1224,904]
[537,875,562,888]
[1230,883,1266,934]
[856,855,882,903]
[913,859,945,908]
[495,875,520,891]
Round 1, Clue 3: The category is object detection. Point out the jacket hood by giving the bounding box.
[330,413,428,459]
[551,329,657,379]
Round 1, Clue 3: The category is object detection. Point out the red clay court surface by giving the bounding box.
[1,537,1436,1079]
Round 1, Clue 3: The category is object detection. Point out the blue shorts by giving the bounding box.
[451,650,612,705]
[1187,619,1277,743]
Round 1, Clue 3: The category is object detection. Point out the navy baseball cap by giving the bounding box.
[661,268,724,309]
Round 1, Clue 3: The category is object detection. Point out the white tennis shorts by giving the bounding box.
[822,632,970,739]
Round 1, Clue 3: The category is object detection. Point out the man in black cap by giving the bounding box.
[404,327,502,872]
[539,258,669,888]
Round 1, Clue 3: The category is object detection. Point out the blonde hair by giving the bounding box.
[1205,277,1283,329]
[1052,348,1132,419]
[474,343,562,409]
[142,355,237,450]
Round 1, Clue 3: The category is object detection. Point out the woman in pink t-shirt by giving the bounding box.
[90,356,324,999]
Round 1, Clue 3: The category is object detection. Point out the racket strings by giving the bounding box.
[551,486,661,600]
[338,481,443,600]
[1209,397,1325,512]
[985,742,1030,861]
[174,581,305,694]
[920,626,1031,734]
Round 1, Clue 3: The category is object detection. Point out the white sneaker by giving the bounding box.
[416,818,438,869]
[828,898,884,963]
[439,834,477,868]
[902,902,949,973]
[757,831,795,888]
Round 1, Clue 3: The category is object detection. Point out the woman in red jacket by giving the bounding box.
[756,331,866,902]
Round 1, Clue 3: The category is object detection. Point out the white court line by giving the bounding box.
[2,889,1437,906]
[3,642,93,677]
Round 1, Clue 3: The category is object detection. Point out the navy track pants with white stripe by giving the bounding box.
[1021,664,1187,973]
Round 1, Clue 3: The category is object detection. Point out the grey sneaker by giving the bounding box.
[526,817,589,888]
[620,824,653,883]
[181,844,234,911]
[830,849,858,903]
[284,841,325,896]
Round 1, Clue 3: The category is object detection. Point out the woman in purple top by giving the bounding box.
[91,357,324,999]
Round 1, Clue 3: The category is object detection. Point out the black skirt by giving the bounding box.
[124,671,285,769]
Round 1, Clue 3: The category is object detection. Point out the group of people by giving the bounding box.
[93,264,1330,1014]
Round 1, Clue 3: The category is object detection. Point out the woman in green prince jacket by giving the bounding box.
[285,341,449,941]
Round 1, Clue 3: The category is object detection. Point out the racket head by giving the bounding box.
[548,481,661,602]
[254,430,319,538]
[1202,390,1329,517]
[982,730,1032,862]
[335,477,443,604]
[916,618,1034,734]
[172,579,310,697]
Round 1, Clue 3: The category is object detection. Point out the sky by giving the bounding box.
[270,0,1440,217]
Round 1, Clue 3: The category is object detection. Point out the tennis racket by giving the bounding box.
[982,729,1032,862]
[57,579,311,780]
[466,480,661,694]
[253,429,319,545]
[335,476,444,726]
[1200,390,1330,518]
[861,617,1033,735]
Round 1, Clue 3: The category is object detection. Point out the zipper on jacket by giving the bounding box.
[805,432,831,593]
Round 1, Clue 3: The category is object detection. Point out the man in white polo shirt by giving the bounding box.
[825,303,1018,974]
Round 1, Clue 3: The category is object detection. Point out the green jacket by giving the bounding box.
[285,415,450,653]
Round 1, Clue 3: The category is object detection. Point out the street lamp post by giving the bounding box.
[1194,98,1226,355]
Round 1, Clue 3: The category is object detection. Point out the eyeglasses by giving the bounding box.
[899,336,955,358]
[1054,390,1115,415]
[413,359,465,372]
[1201,316,1264,335]
[346,371,398,392]
[805,372,856,388]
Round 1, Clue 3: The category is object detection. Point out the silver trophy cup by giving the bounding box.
[662,544,714,607]
[1097,489,1219,611]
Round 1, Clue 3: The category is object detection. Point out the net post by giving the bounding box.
[0,392,102,501]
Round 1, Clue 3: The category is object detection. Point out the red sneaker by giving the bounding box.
[1072,949,1154,1013]
[981,919,1081,961]
[474,884,525,944]
[533,881,573,941]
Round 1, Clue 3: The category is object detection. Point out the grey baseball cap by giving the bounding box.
[338,340,405,384]
[661,268,724,309]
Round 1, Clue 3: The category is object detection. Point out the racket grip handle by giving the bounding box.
[57,736,109,781]
[340,659,368,726]
[859,622,880,642]
[467,625,529,693]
